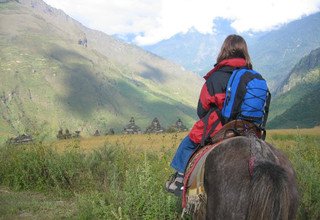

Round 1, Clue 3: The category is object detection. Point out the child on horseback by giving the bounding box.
[166,34,254,195]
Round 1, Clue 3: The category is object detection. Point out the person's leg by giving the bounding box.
[171,135,198,173]
[166,135,197,195]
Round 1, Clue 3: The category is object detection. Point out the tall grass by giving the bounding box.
[270,133,320,220]
[0,139,180,219]
[0,130,319,219]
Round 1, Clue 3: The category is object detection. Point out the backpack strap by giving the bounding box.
[261,90,271,140]
[200,107,222,147]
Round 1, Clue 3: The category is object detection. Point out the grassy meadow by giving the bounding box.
[0,128,319,219]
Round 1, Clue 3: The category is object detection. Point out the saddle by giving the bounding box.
[211,119,262,144]
[181,120,262,215]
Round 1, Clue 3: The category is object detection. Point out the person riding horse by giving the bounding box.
[166,35,254,194]
[165,34,298,220]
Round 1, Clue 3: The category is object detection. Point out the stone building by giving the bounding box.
[145,117,165,133]
[167,118,188,132]
[123,117,141,134]
[56,128,80,139]
[106,128,115,135]
[7,134,33,144]
[93,129,100,136]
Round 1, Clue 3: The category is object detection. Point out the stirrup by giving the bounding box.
[165,172,184,196]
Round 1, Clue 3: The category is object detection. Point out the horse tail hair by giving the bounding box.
[247,161,290,220]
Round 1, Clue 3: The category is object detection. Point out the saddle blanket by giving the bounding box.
[182,142,220,208]
[181,120,261,209]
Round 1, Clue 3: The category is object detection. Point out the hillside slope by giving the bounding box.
[0,0,203,139]
[268,48,320,128]
[250,12,320,90]
[268,88,320,128]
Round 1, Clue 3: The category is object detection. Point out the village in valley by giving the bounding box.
[6,117,189,144]
[56,117,188,140]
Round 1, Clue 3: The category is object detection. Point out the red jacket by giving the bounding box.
[189,58,248,144]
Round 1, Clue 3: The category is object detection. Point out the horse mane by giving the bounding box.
[247,161,290,220]
[247,136,291,220]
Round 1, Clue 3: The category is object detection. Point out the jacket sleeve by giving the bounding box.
[197,82,216,118]
[197,81,226,119]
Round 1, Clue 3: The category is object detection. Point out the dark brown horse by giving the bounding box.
[196,136,298,220]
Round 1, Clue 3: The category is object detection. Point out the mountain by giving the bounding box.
[250,12,320,91]
[0,0,203,140]
[143,18,239,76]
[144,28,219,75]
[143,13,320,92]
[268,47,320,128]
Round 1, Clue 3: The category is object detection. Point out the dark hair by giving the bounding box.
[217,34,252,69]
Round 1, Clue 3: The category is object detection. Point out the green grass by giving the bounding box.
[268,133,320,220]
[0,186,76,219]
[0,139,181,219]
[0,130,319,219]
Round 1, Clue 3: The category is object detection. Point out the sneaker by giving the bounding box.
[165,172,184,196]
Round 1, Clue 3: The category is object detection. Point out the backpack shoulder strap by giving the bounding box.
[261,90,271,140]
[200,107,215,147]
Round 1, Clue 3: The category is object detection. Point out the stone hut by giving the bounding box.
[57,128,64,139]
[7,134,33,144]
[73,131,81,138]
[93,129,100,136]
[65,129,72,139]
[175,118,188,131]
[123,117,141,134]
[167,118,188,132]
[145,117,165,133]
[57,128,80,139]
[78,36,87,47]
[106,128,115,135]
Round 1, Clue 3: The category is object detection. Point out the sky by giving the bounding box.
[43,0,320,46]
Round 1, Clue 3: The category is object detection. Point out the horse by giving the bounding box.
[192,136,299,220]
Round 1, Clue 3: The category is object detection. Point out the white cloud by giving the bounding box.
[44,0,320,45]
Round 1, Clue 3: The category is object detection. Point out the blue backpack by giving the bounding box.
[221,68,271,133]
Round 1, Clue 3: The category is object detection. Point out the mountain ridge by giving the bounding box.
[268,47,320,128]
[0,0,203,140]
[143,12,320,92]
[276,47,320,94]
